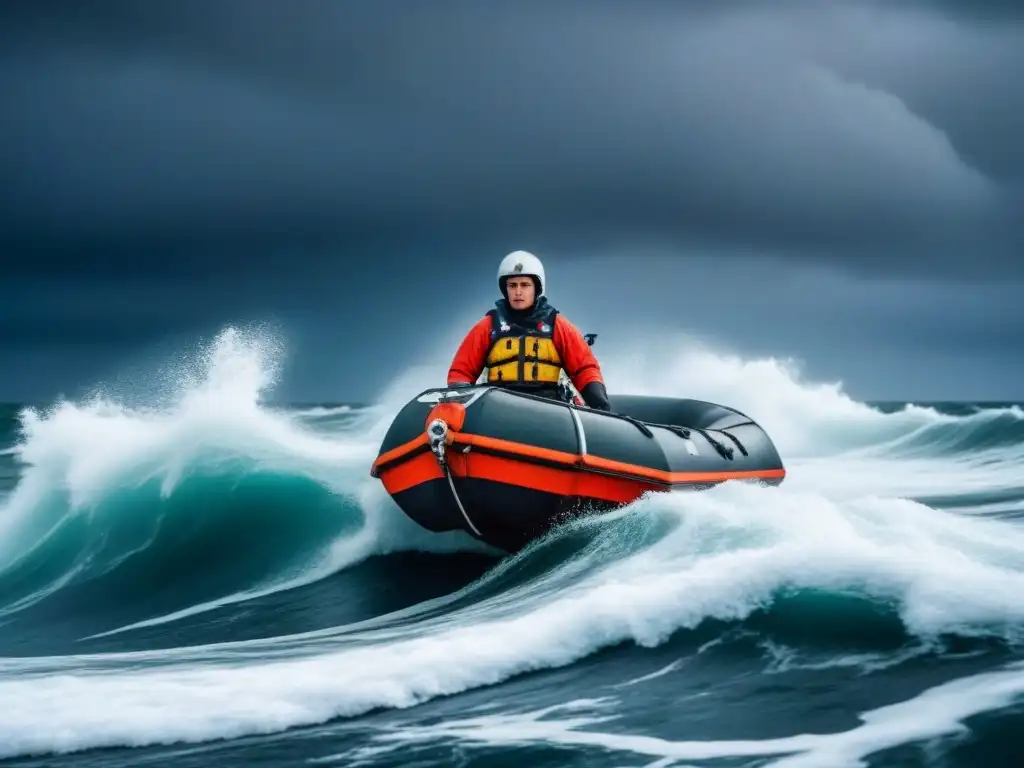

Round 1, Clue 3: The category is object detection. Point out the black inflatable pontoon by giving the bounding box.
[370,384,786,552]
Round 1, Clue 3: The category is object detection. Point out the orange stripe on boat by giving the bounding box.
[370,433,429,476]
[449,433,785,484]
[379,451,444,494]
[454,433,579,466]
[374,439,785,501]
[371,427,785,486]
[376,450,660,505]
[453,452,661,503]
[582,454,786,484]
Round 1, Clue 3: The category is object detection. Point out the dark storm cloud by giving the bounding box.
[559,252,1024,401]
[1,0,1020,281]
[0,1,1021,403]
[900,0,1024,20]
[0,275,223,348]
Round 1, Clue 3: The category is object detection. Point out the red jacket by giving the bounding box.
[447,314,605,392]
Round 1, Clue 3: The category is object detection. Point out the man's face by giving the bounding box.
[505,276,536,310]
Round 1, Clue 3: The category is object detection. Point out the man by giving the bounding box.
[447,250,612,411]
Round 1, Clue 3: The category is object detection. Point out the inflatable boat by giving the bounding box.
[370,385,786,552]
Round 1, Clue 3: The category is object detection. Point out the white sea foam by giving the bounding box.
[0,323,1021,758]
[3,479,1024,757]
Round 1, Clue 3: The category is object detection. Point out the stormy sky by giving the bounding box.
[0,0,1021,404]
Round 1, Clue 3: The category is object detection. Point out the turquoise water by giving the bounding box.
[1,328,1023,767]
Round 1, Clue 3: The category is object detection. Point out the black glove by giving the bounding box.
[580,381,611,411]
[448,381,473,388]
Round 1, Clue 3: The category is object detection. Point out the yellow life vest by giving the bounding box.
[484,300,562,387]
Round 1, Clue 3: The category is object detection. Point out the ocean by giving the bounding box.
[0,327,1022,767]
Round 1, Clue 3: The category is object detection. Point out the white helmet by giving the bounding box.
[497,250,545,297]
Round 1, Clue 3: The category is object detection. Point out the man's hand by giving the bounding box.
[580,382,611,411]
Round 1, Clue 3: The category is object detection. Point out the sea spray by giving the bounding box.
[0,328,485,628]
[0,324,1022,761]
[2,480,1024,756]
